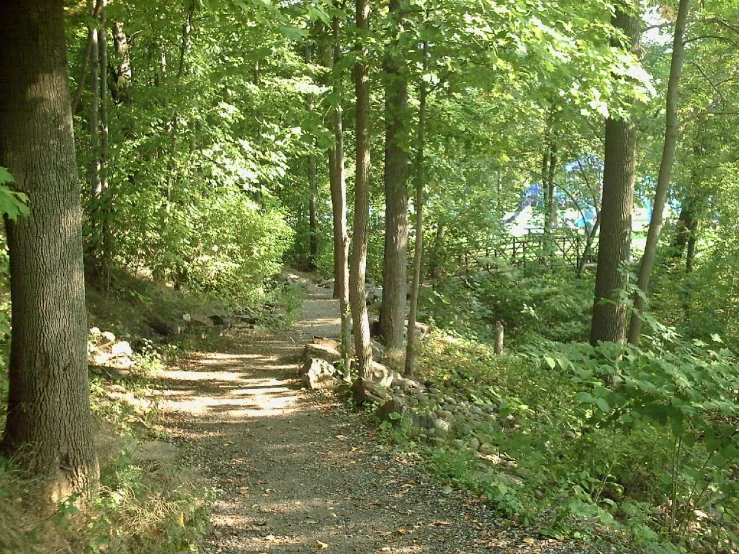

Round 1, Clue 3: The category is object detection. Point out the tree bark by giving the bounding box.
[627,0,691,345]
[405,40,428,377]
[350,0,373,378]
[590,5,639,346]
[99,0,112,285]
[325,14,351,371]
[306,42,319,272]
[71,0,103,114]
[379,0,410,358]
[0,0,99,499]
[112,20,132,104]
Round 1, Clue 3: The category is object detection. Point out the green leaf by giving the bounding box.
[0,167,14,184]
[575,392,594,404]
[279,26,308,41]
[543,356,556,369]
[595,397,610,413]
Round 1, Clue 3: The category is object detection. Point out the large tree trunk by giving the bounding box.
[627,0,691,346]
[378,0,409,359]
[0,0,100,499]
[350,0,373,378]
[590,5,639,346]
[405,40,429,377]
[325,14,351,371]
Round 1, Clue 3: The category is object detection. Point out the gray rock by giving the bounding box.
[377,398,405,426]
[454,422,473,437]
[467,437,481,451]
[453,439,466,450]
[435,409,453,420]
[479,443,497,456]
[470,406,484,416]
[301,358,340,390]
[304,343,341,365]
[433,418,451,438]
[351,378,393,405]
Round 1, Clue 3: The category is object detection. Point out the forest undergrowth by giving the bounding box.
[376,265,739,554]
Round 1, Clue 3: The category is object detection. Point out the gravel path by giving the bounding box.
[159,281,625,554]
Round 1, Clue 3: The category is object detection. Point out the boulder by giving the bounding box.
[377,398,406,425]
[111,341,133,358]
[351,378,392,405]
[367,361,393,387]
[304,343,341,365]
[301,358,340,390]
[313,336,341,350]
[318,278,335,289]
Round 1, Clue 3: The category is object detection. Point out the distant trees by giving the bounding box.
[0,0,99,498]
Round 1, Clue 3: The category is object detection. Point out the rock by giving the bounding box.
[454,422,473,437]
[318,278,335,289]
[313,336,341,350]
[467,437,481,451]
[367,361,393,387]
[412,413,436,430]
[433,418,451,438]
[371,340,384,359]
[304,343,341,365]
[209,314,231,327]
[470,406,484,416]
[479,443,497,456]
[93,352,111,365]
[405,321,429,340]
[101,331,116,344]
[377,398,405,425]
[443,396,457,405]
[393,375,420,392]
[89,327,101,336]
[111,341,133,358]
[435,409,453,420]
[301,358,340,391]
[351,378,393,405]
[453,439,466,450]
[365,284,383,304]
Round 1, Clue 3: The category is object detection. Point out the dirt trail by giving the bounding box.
[159,281,616,554]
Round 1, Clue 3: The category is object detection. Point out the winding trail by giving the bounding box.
[159,280,618,554]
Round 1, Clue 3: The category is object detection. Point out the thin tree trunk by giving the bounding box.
[89,0,101,201]
[590,4,639,346]
[350,0,373,378]
[627,0,691,346]
[405,40,429,377]
[325,14,351,371]
[99,0,112,285]
[379,0,409,359]
[308,152,318,270]
[113,20,131,104]
[71,0,103,114]
[0,0,99,499]
[306,42,319,271]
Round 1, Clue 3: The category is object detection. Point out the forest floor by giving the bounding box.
[157,278,621,554]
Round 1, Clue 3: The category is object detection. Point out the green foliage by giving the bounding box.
[422,266,594,344]
[0,167,29,221]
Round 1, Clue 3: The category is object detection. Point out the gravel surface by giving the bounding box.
[159,282,632,553]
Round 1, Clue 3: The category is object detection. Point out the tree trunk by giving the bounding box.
[590,5,639,346]
[306,43,319,272]
[99,0,112,285]
[350,0,373,378]
[378,0,410,358]
[0,0,99,499]
[405,40,428,377]
[71,0,103,114]
[325,14,351,371]
[89,0,101,202]
[112,20,132,104]
[627,0,691,346]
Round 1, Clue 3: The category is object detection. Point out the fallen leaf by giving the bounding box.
[523,537,536,544]
[316,540,329,548]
